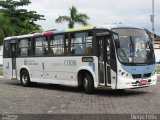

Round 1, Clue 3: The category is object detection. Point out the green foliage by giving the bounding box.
[0,12,15,44]
[55,6,90,28]
[0,0,45,45]
[0,69,3,77]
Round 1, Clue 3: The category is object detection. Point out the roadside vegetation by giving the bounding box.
[55,6,90,28]
[0,0,45,45]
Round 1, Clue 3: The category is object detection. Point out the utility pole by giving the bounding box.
[151,0,155,46]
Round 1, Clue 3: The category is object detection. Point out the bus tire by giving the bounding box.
[116,89,125,93]
[84,73,94,94]
[20,70,31,87]
[77,74,84,90]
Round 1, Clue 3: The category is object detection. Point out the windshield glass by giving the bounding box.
[113,28,155,65]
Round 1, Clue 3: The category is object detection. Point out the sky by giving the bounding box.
[23,0,160,35]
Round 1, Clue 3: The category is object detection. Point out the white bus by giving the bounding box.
[3,26,157,93]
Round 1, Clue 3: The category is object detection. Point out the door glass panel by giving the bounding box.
[106,38,111,65]
[99,38,104,61]
[98,37,105,84]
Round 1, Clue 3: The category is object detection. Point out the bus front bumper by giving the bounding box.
[116,74,157,89]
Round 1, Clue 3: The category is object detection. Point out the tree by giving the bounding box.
[55,6,89,28]
[0,12,16,45]
[0,0,45,44]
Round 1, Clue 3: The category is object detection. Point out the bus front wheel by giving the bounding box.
[84,73,94,94]
[20,70,31,87]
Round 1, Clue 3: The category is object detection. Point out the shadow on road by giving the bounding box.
[2,79,150,97]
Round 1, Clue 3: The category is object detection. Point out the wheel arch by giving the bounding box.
[77,67,97,87]
[19,65,30,80]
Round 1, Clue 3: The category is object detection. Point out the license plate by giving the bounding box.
[140,80,147,85]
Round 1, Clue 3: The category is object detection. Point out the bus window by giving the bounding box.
[18,39,31,56]
[3,41,11,58]
[50,35,64,55]
[64,37,69,54]
[34,37,48,56]
[71,32,93,55]
[86,32,93,55]
[71,33,86,54]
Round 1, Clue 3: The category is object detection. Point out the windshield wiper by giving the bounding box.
[129,36,135,61]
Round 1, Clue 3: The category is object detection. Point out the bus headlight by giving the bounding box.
[119,70,132,78]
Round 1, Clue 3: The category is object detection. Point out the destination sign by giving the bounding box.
[82,57,94,62]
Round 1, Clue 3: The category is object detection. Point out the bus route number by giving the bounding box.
[64,60,77,66]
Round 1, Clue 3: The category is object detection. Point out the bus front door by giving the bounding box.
[11,43,17,79]
[98,36,111,86]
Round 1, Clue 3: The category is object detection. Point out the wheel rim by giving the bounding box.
[22,74,28,84]
[84,77,88,89]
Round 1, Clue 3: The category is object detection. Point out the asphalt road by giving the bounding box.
[0,76,160,120]
[0,77,160,115]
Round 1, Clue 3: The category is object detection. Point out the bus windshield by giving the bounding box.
[113,28,155,65]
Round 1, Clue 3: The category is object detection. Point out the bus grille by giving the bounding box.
[132,73,151,79]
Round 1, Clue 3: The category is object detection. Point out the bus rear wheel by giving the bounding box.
[20,70,31,87]
[84,73,94,94]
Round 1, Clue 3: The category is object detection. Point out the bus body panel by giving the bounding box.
[3,58,12,79]
[77,63,99,88]
[110,69,117,89]
[15,56,99,87]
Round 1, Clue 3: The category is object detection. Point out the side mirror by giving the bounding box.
[150,33,156,39]
[113,34,120,48]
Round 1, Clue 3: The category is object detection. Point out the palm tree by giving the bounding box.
[55,6,90,28]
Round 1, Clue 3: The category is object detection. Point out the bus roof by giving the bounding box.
[43,26,94,35]
[4,33,42,41]
[64,26,93,33]
[94,24,144,30]
[4,26,95,41]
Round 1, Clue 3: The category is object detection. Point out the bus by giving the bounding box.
[3,26,157,93]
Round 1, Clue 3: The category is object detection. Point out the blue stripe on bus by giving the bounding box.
[121,64,156,75]
[89,62,95,71]
[54,31,64,34]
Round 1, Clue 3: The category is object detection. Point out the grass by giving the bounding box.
[0,70,3,77]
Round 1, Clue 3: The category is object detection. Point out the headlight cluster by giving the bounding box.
[119,70,132,78]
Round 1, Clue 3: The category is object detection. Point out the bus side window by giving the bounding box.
[86,33,93,55]
[71,33,85,55]
[4,41,11,58]
[50,35,64,56]
[35,37,48,56]
[71,32,93,55]
[19,39,29,56]
[64,37,69,54]
[50,36,55,55]
[43,38,48,55]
